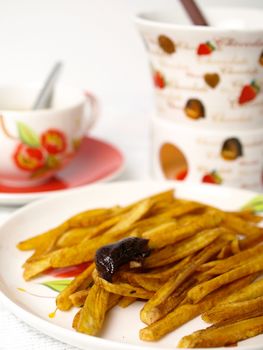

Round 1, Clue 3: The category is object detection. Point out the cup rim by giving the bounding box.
[134,6,263,33]
[0,83,87,115]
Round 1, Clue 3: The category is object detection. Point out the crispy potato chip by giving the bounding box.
[178,316,263,348]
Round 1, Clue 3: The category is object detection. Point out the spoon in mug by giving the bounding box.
[32,61,63,110]
[179,0,209,26]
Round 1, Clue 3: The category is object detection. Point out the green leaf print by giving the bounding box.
[241,195,263,213]
[41,279,71,292]
[17,121,40,147]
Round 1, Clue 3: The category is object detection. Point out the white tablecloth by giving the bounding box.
[0,96,153,349]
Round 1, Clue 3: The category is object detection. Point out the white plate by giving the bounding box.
[0,180,262,350]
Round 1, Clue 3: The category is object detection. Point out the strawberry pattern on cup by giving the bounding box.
[13,122,70,178]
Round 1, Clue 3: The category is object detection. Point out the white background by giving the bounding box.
[0,0,262,180]
[0,2,263,349]
[0,0,262,107]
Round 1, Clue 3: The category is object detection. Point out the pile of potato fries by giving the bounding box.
[17,189,263,348]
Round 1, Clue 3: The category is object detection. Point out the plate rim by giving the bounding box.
[0,180,262,350]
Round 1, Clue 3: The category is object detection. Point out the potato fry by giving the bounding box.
[17,222,69,251]
[139,276,254,341]
[73,293,120,330]
[143,212,223,249]
[57,215,122,248]
[233,210,263,223]
[144,227,226,268]
[187,254,263,304]
[72,309,81,330]
[56,263,94,311]
[125,273,163,292]
[204,244,263,277]
[118,296,137,308]
[68,208,116,227]
[178,316,263,348]
[105,198,153,236]
[224,213,263,237]
[17,188,263,346]
[223,277,263,304]
[142,277,196,324]
[202,296,263,324]
[77,284,109,335]
[141,239,227,325]
[69,289,90,307]
[197,261,218,272]
[95,275,154,299]
[230,238,240,254]
[240,231,263,249]
[156,201,204,220]
[50,199,153,268]
[23,257,52,281]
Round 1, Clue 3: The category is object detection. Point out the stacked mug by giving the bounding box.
[136,8,263,191]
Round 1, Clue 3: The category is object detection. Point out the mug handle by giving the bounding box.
[84,91,99,132]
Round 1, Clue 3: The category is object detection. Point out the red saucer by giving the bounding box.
[0,137,124,194]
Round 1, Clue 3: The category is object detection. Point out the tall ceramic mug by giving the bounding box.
[135,7,263,129]
[152,116,263,191]
[0,85,98,187]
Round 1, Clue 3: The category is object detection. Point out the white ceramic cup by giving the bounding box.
[151,116,263,191]
[136,7,263,129]
[0,84,98,187]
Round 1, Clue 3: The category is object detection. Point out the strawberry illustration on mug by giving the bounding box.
[202,170,222,185]
[197,41,216,55]
[238,81,260,105]
[153,70,166,89]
